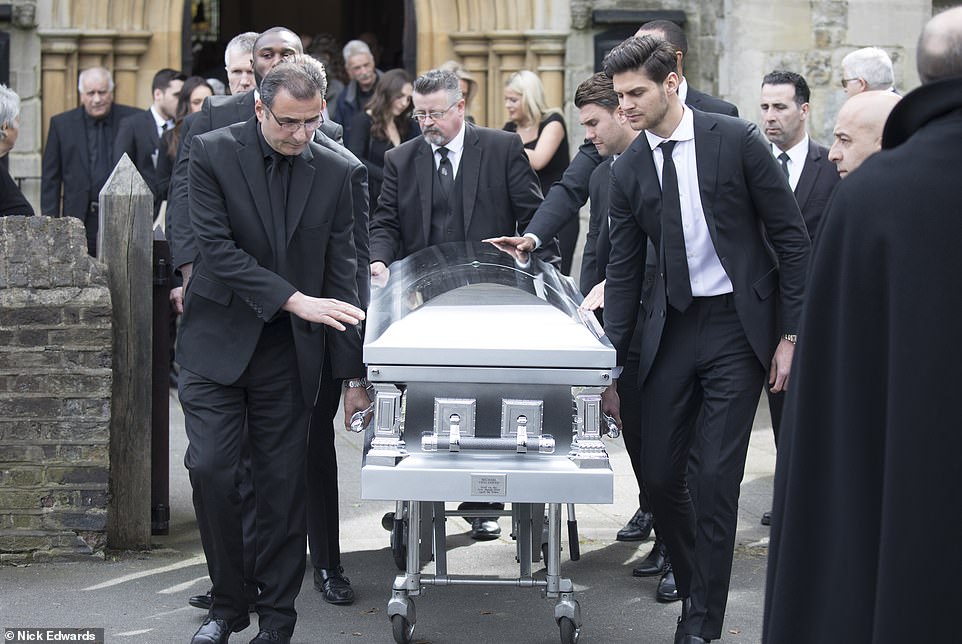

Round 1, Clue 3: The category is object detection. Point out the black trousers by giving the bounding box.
[181,320,310,636]
[766,388,784,445]
[639,294,765,640]
[620,350,652,514]
[306,354,343,571]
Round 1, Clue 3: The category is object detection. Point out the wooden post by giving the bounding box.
[100,154,154,550]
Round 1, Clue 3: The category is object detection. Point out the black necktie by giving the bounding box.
[658,140,692,312]
[93,119,110,188]
[777,151,790,179]
[268,151,291,257]
[437,146,455,204]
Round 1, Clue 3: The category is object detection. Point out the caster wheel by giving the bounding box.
[391,614,415,644]
[559,616,580,644]
[391,520,407,570]
[382,511,396,531]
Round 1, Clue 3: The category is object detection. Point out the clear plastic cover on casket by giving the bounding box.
[361,242,616,504]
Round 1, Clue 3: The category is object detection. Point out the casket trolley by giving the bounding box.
[358,243,618,644]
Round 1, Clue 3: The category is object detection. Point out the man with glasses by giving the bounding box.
[168,28,370,618]
[180,60,368,644]
[840,47,897,96]
[369,68,548,541]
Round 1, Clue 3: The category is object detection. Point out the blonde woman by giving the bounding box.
[503,70,573,272]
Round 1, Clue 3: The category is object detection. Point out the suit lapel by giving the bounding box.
[693,112,722,240]
[285,146,315,245]
[415,141,433,247]
[793,139,819,212]
[73,108,92,176]
[460,124,481,232]
[235,122,275,245]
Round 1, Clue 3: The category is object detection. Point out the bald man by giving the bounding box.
[827,90,901,178]
[764,6,962,641]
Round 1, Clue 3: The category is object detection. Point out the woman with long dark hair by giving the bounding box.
[347,68,419,206]
[155,76,213,207]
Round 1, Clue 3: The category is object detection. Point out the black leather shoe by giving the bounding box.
[189,589,212,610]
[469,517,501,540]
[191,617,248,644]
[656,566,680,602]
[674,633,709,644]
[761,510,772,526]
[248,630,291,644]
[314,567,355,605]
[616,508,654,542]
[632,537,669,577]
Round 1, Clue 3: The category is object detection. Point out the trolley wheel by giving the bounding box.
[382,511,396,531]
[391,614,415,644]
[391,519,407,570]
[558,616,580,644]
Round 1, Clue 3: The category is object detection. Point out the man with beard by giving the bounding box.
[368,68,546,541]
[764,6,962,642]
[600,36,810,643]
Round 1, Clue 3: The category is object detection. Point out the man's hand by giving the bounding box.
[370,261,390,288]
[170,262,194,315]
[283,292,365,331]
[581,279,606,311]
[769,338,796,393]
[601,381,622,431]
[484,235,535,253]
[343,384,373,430]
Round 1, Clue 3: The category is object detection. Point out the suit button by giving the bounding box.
[660,309,666,317]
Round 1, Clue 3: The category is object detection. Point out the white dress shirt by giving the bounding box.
[644,105,733,297]
[149,105,173,140]
[430,121,466,178]
[771,135,809,192]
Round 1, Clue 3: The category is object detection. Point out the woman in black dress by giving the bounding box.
[347,68,419,206]
[502,70,572,272]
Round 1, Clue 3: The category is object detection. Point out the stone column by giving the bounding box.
[528,33,567,109]
[450,33,491,125]
[488,32,528,126]
[38,30,80,145]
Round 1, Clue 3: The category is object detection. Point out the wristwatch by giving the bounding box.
[782,334,798,345]
[344,377,370,389]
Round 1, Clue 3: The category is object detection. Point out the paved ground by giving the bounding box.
[0,390,777,644]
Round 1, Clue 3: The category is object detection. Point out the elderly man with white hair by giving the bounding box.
[840,46,896,96]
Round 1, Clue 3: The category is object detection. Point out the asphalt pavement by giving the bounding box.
[0,389,777,644]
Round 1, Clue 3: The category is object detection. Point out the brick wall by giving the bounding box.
[0,216,112,561]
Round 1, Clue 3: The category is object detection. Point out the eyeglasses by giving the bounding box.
[839,77,860,88]
[266,104,324,133]
[411,101,458,123]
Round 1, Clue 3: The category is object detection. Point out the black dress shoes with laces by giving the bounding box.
[656,565,680,602]
[248,630,291,644]
[616,508,654,542]
[314,567,356,605]
[632,537,670,577]
[469,517,502,540]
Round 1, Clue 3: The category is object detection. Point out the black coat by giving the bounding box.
[178,117,363,404]
[763,77,962,644]
[793,138,840,240]
[0,164,33,216]
[112,108,164,213]
[604,110,810,381]
[40,103,139,218]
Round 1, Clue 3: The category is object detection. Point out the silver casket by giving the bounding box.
[361,242,616,505]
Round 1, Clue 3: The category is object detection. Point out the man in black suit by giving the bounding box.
[113,68,186,216]
[41,67,139,255]
[180,60,368,644]
[494,18,739,268]
[757,70,839,525]
[168,29,368,609]
[369,68,544,541]
[600,37,810,644]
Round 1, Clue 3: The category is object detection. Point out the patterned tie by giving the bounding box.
[658,140,693,312]
[436,146,455,204]
[777,151,790,179]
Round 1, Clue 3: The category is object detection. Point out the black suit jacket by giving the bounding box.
[369,123,544,265]
[112,108,164,212]
[41,103,140,218]
[177,117,363,404]
[605,110,810,384]
[166,92,370,306]
[526,85,739,244]
[580,158,613,295]
[793,138,840,240]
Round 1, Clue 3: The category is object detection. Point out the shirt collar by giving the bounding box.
[430,120,466,156]
[772,134,809,166]
[677,77,689,103]
[149,105,171,131]
[645,104,694,151]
